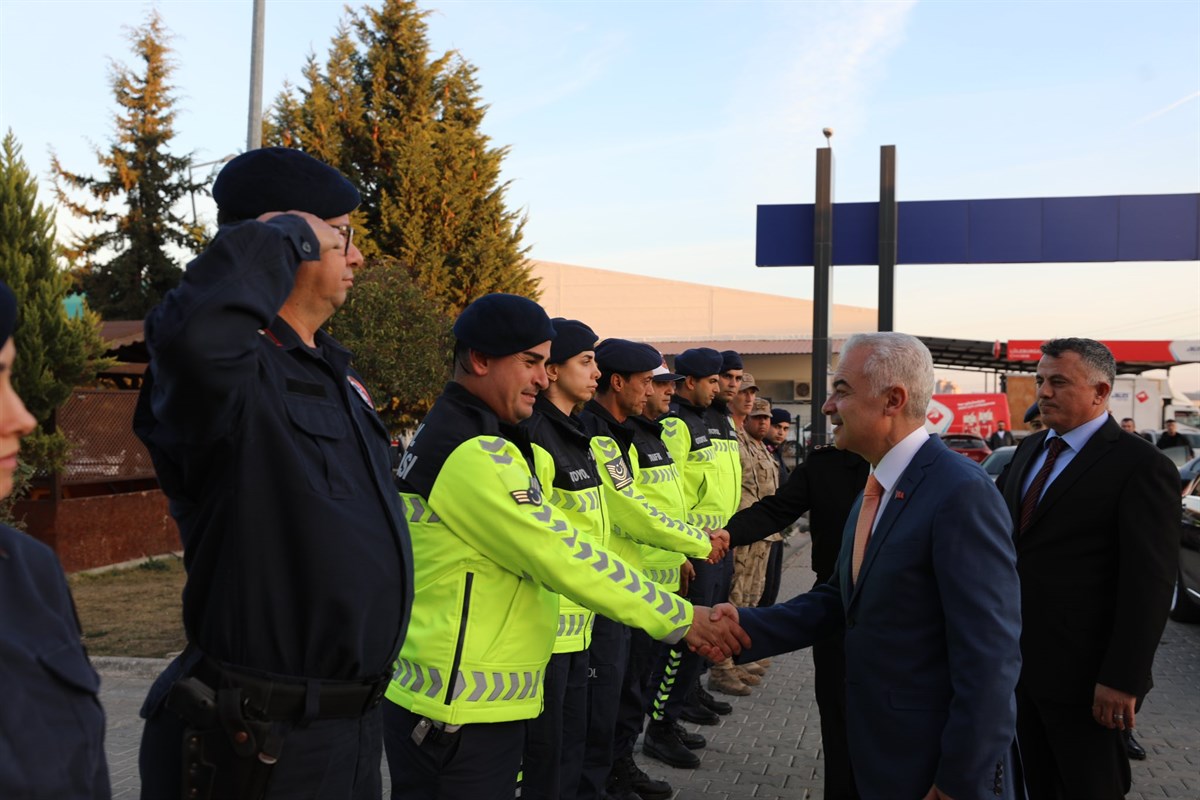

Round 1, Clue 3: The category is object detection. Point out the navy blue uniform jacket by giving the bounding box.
[736,437,1022,800]
[0,525,110,798]
[134,215,412,684]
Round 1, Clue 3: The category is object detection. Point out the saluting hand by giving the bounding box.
[257,210,346,257]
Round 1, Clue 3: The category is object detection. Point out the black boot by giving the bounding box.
[679,695,720,725]
[692,677,733,715]
[643,719,701,769]
[608,753,673,800]
[672,721,707,750]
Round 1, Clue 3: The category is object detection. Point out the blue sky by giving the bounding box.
[1,0,1198,389]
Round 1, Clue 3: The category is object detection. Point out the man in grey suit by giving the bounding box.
[716,332,1022,800]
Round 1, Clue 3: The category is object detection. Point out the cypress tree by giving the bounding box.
[266,0,537,315]
[0,131,111,519]
[52,10,202,320]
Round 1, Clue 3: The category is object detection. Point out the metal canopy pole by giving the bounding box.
[878,145,897,332]
[811,147,834,446]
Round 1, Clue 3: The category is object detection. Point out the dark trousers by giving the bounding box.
[383,702,525,800]
[758,540,785,608]
[647,553,732,722]
[523,649,589,800]
[812,635,857,800]
[579,617,631,800]
[1015,686,1130,800]
[612,627,656,760]
[139,698,383,800]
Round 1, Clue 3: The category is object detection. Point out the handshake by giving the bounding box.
[706,528,730,563]
[683,603,749,661]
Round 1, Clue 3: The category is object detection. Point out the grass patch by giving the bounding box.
[69,556,187,658]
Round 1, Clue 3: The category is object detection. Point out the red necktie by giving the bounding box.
[851,474,884,583]
[1019,437,1068,534]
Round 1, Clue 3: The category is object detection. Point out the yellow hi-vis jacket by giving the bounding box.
[626,414,692,591]
[387,384,693,725]
[580,400,712,583]
[660,399,733,532]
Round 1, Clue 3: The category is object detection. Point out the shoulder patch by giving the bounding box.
[347,376,374,408]
[511,476,544,506]
[603,457,634,490]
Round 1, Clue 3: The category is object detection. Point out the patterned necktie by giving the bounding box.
[851,474,884,583]
[1019,436,1069,534]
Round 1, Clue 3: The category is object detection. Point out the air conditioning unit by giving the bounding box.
[793,381,811,400]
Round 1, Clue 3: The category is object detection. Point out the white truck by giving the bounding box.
[1107,374,1199,429]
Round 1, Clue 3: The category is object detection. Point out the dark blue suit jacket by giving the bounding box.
[738,436,1022,800]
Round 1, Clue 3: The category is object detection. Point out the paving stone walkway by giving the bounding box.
[96,535,1200,798]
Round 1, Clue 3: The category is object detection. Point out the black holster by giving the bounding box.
[166,677,285,800]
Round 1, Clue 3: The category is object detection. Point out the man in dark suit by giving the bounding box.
[717,332,1022,800]
[988,421,1015,450]
[998,338,1178,799]
[715,443,868,799]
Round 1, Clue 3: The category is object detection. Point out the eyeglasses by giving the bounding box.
[334,225,355,256]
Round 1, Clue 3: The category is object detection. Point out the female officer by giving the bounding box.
[0,279,111,798]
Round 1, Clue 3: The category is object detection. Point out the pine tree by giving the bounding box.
[0,131,111,519]
[52,10,202,320]
[266,0,537,315]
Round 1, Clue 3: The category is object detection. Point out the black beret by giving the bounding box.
[1024,402,1041,423]
[549,319,597,364]
[595,339,661,374]
[720,350,744,372]
[0,280,15,344]
[454,293,556,356]
[770,408,792,425]
[674,347,723,377]
[212,147,360,221]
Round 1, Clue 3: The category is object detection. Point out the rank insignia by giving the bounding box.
[604,457,634,490]
[511,477,544,506]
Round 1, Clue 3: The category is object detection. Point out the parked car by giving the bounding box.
[1172,476,1200,623]
[940,433,992,463]
[980,446,1016,483]
[1180,454,1200,490]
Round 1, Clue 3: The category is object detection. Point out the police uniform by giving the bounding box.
[383,297,696,800]
[1,525,110,800]
[576,343,713,800]
[609,370,707,797]
[135,150,413,800]
[521,386,604,800]
[643,348,733,768]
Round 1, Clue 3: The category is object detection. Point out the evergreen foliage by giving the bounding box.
[326,256,453,432]
[52,10,202,320]
[265,0,537,315]
[0,131,112,521]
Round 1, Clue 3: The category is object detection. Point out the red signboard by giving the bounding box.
[1006,340,1200,363]
[925,394,1011,437]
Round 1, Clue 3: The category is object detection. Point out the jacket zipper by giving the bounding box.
[444,571,474,704]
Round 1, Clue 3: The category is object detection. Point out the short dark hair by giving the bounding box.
[1040,338,1116,385]
[1121,417,1135,424]
[597,368,633,394]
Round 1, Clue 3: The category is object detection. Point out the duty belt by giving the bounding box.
[191,658,390,721]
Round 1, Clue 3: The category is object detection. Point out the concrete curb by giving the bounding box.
[92,656,169,679]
